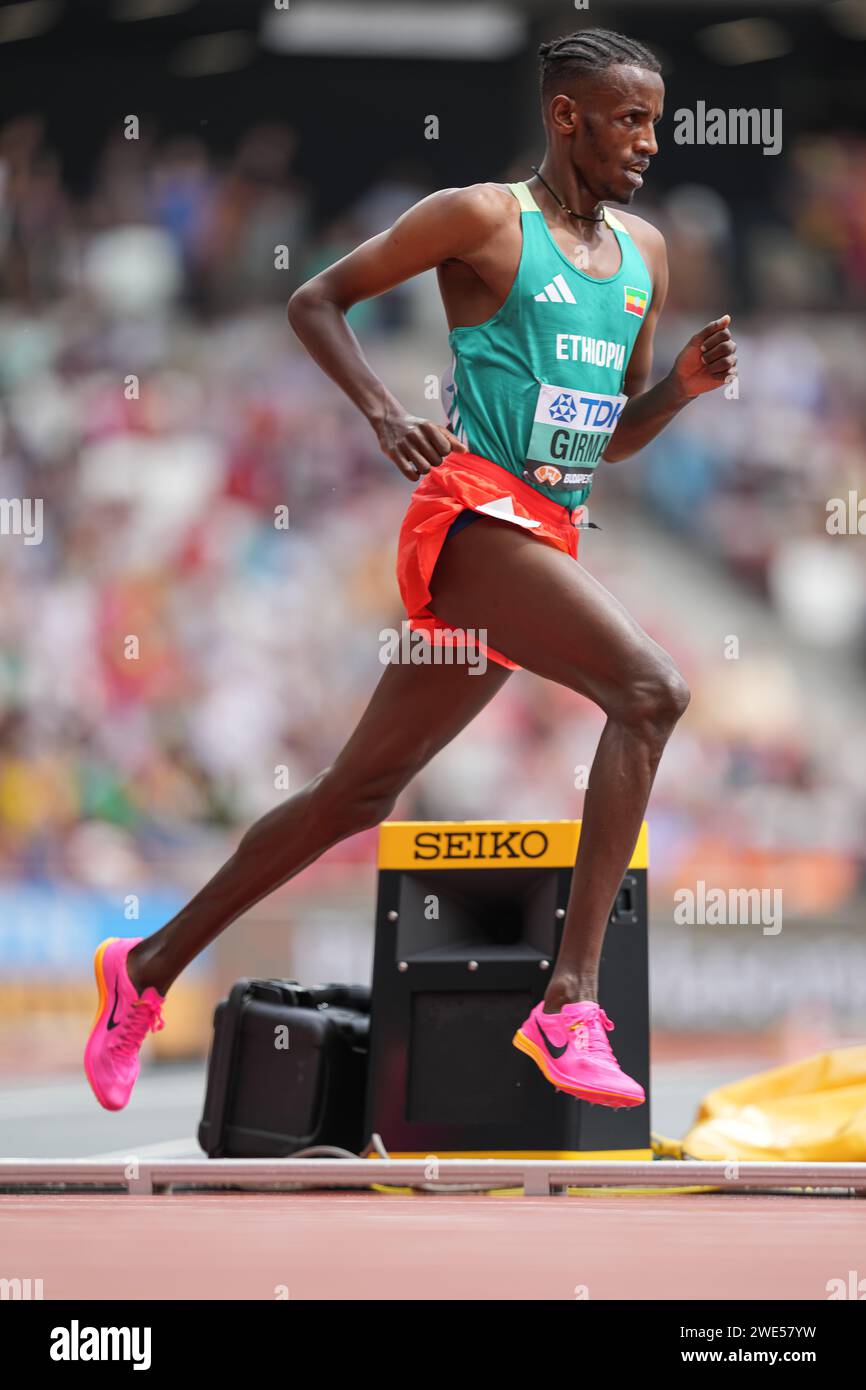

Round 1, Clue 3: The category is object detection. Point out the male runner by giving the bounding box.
[85,29,735,1112]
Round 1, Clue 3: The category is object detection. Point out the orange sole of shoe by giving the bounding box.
[83,936,119,1106]
[511,1029,644,1109]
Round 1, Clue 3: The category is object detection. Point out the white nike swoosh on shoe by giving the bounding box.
[474,496,541,529]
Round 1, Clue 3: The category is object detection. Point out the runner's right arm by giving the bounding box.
[288,187,496,480]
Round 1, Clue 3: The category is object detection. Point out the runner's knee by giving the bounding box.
[606,662,690,735]
[340,778,401,832]
[317,753,425,834]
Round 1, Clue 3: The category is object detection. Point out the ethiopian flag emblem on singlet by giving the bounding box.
[623,285,648,318]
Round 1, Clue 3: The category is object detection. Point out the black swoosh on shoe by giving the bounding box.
[535,1016,569,1059]
[106,981,121,1031]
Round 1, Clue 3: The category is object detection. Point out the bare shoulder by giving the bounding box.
[612,207,667,266]
[433,181,517,218]
[420,182,517,251]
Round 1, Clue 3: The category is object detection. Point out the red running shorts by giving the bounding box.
[396,450,582,672]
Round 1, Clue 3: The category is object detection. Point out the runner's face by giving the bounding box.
[570,65,664,204]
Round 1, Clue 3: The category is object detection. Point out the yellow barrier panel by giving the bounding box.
[378,819,648,871]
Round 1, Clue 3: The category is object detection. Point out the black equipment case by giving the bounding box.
[198,979,371,1158]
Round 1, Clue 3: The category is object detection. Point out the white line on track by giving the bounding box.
[79,1137,201,1161]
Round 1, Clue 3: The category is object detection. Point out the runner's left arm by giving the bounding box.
[603,226,737,463]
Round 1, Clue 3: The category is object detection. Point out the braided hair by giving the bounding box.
[538,28,660,97]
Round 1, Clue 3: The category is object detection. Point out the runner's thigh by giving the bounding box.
[428,517,683,708]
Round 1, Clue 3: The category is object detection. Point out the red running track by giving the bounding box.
[2,1190,864,1299]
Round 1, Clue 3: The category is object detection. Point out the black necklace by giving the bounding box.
[530,166,605,224]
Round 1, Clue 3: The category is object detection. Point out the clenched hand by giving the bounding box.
[375,413,468,481]
[672,315,737,399]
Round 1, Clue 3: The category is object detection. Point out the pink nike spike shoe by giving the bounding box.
[513,1000,645,1108]
[84,937,166,1111]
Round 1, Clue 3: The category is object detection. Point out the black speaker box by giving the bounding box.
[364,820,650,1158]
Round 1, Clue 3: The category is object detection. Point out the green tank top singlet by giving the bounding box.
[442,180,654,512]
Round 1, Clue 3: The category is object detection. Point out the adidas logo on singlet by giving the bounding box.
[533,273,576,304]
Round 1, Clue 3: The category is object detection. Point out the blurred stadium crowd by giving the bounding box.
[0,114,864,920]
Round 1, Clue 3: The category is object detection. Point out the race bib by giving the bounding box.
[525,384,627,490]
